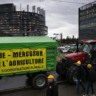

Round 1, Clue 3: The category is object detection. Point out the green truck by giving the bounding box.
[0,36,57,89]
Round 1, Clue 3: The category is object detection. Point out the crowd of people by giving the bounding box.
[75,61,95,96]
[46,60,96,96]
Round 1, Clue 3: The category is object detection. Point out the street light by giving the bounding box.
[53,33,62,40]
[53,33,63,45]
[53,33,60,40]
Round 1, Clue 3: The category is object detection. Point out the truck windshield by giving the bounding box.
[82,44,92,54]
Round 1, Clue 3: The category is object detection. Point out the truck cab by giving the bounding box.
[80,40,96,64]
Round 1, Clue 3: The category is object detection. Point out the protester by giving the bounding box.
[46,74,58,96]
[75,60,85,96]
[84,64,95,96]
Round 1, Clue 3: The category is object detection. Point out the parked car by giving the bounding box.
[58,46,68,53]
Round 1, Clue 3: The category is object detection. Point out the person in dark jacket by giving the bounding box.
[46,74,58,96]
[84,64,95,96]
[75,61,85,95]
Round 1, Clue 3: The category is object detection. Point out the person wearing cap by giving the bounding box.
[46,74,58,96]
[75,60,85,95]
[84,64,95,96]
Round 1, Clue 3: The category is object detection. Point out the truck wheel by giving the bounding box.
[66,66,86,84]
[32,74,47,89]
[66,66,77,84]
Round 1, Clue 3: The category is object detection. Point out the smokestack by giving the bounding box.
[27,5,29,12]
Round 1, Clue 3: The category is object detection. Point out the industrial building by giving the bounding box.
[0,3,48,36]
[79,1,96,39]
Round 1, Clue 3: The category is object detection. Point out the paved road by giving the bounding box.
[0,71,96,96]
[1,83,96,96]
[0,83,81,96]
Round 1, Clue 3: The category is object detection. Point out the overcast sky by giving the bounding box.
[0,0,95,38]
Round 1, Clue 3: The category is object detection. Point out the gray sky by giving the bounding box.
[0,0,95,38]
